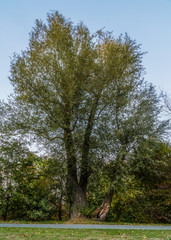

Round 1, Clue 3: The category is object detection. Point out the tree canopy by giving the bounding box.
[0,11,169,219]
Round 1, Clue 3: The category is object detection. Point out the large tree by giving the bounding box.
[0,11,167,219]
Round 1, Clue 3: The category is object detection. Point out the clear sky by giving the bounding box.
[0,0,171,101]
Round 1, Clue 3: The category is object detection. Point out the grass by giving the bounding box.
[0,228,170,240]
[66,218,171,226]
[0,219,171,226]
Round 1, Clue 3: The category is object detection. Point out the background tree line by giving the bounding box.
[0,138,170,222]
[0,11,170,222]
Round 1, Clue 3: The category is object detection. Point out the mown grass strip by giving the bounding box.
[0,228,170,240]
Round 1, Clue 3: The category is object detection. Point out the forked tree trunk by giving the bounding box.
[64,98,100,219]
[91,189,114,221]
[66,167,88,219]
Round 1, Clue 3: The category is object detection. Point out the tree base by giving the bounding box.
[91,202,111,221]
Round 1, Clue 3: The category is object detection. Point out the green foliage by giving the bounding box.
[0,139,67,221]
[0,11,170,221]
[0,138,170,222]
[107,141,171,223]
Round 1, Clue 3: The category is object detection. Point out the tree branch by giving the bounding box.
[79,95,100,189]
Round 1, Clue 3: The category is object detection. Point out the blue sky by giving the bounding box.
[0,0,171,100]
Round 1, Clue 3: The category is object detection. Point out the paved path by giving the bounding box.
[0,224,171,230]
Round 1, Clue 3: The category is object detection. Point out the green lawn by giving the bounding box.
[0,228,170,240]
[0,219,171,226]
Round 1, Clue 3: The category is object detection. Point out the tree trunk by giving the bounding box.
[58,193,63,221]
[91,189,114,221]
[63,107,79,217]
[71,184,87,219]
[71,97,100,219]
[3,196,10,221]
[64,127,87,219]
[64,99,99,219]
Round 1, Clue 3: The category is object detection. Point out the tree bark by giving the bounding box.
[63,106,78,217]
[64,97,100,219]
[91,189,114,221]
[58,193,63,221]
[79,97,99,193]
[71,184,87,219]
[3,196,10,221]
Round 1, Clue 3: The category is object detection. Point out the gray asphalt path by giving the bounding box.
[0,224,171,230]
